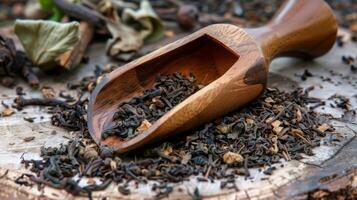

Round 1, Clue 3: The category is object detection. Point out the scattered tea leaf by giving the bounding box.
[318,123,330,132]
[271,120,283,134]
[1,107,14,117]
[136,119,152,132]
[41,86,56,98]
[23,136,35,142]
[23,117,36,123]
[223,152,244,165]
[216,123,234,134]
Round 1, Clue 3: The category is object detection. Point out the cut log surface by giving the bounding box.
[0,30,356,199]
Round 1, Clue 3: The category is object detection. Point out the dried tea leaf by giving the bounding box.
[271,120,283,134]
[296,108,302,122]
[1,107,14,117]
[269,135,279,154]
[223,152,244,165]
[246,118,254,125]
[160,143,173,156]
[14,20,80,71]
[83,147,99,161]
[181,152,191,164]
[41,86,56,98]
[136,119,152,132]
[122,0,163,43]
[318,123,330,132]
[265,97,275,104]
[291,128,312,145]
[110,159,117,170]
[23,136,35,142]
[216,123,234,134]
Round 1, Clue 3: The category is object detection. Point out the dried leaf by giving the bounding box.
[296,108,302,122]
[318,123,330,132]
[246,118,254,125]
[110,159,117,170]
[160,143,173,156]
[136,119,152,132]
[291,128,312,145]
[216,123,234,134]
[271,120,283,134]
[41,86,56,98]
[14,20,80,71]
[265,97,275,104]
[23,136,35,142]
[83,147,98,161]
[181,152,191,164]
[106,11,143,61]
[122,0,163,43]
[269,135,279,154]
[223,151,244,165]
[1,107,14,117]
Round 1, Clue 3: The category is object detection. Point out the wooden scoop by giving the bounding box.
[88,0,337,153]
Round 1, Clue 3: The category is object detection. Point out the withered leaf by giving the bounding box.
[296,108,302,122]
[23,136,35,142]
[14,20,80,71]
[216,123,234,134]
[1,107,14,117]
[106,12,143,61]
[265,97,275,104]
[318,123,330,132]
[271,120,283,134]
[181,152,191,165]
[223,151,244,165]
[160,143,173,156]
[122,0,163,43]
[41,86,56,98]
[136,119,152,132]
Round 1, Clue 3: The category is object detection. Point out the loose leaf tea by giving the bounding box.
[15,66,334,198]
[103,72,202,140]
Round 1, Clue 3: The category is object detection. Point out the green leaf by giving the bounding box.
[39,0,54,10]
[122,0,163,43]
[39,0,64,21]
[14,20,80,71]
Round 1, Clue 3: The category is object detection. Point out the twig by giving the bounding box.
[53,0,104,27]
[14,96,71,109]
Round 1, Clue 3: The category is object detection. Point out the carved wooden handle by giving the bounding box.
[246,0,337,62]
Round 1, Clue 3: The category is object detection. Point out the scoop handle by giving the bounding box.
[246,0,337,63]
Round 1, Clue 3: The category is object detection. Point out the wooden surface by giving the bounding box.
[0,29,357,199]
[88,0,338,153]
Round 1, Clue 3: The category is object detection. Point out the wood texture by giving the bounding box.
[88,0,338,153]
[246,0,337,62]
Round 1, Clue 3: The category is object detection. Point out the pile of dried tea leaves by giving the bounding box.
[103,72,202,140]
[15,68,334,198]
